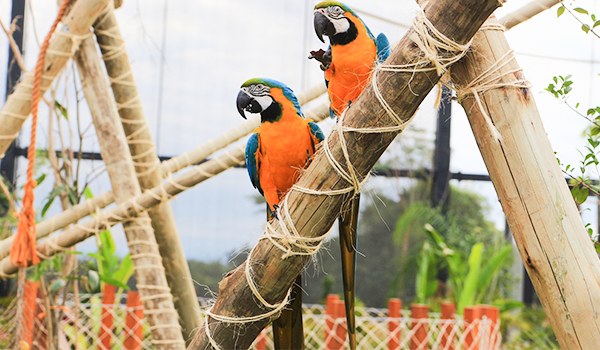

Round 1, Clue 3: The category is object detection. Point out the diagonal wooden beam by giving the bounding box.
[92,6,201,338]
[450,16,600,349]
[187,0,502,348]
[75,36,185,350]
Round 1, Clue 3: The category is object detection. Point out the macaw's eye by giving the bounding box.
[327,6,344,18]
[257,84,264,89]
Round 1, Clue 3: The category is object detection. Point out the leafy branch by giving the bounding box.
[558,1,600,39]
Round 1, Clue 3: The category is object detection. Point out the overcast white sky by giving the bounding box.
[0,0,599,262]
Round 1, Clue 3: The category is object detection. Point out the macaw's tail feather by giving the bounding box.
[339,193,360,350]
[272,275,304,349]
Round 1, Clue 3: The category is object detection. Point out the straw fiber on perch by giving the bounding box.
[74,36,185,349]
[450,16,600,349]
[187,0,503,348]
[0,0,110,158]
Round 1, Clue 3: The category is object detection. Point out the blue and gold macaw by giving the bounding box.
[237,78,324,349]
[310,3,390,349]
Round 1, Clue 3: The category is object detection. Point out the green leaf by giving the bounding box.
[113,254,134,286]
[50,278,67,293]
[87,253,104,261]
[477,245,513,296]
[54,101,68,120]
[83,186,94,200]
[88,270,99,290]
[576,103,580,108]
[416,243,431,304]
[594,20,600,28]
[35,174,46,186]
[582,24,590,33]
[589,108,597,116]
[574,7,589,15]
[99,275,130,290]
[458,243,483,312]
[41,196,56,218]
[557,6,565,17]
[52,254,63,272]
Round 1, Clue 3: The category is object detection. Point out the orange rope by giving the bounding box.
[10,0,71,267]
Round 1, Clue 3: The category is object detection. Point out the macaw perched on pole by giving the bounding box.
[310,2,390,349]
[237,78,325,349]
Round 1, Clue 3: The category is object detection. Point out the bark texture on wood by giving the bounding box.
[450,17,600,349]
[188,0,501,348]
[93,8,200,338]
[0,0,110,158]
[75,36,185,350]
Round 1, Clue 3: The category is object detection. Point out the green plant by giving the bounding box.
[88,229,134,291]
[411,223,513,312]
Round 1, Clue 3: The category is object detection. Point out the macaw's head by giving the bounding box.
[314,1,362,45]
[236,78,302,123]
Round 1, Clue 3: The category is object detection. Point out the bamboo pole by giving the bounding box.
[74,36,184,349]
[0,142,247,277]
[498,0,561,30]
[92,7,200,337]
[0,0,110,158]
[187,0,501,348]
[0,102,328,261]
[449,17,600,349]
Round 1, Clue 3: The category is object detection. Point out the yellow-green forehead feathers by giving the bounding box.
[240,78,302,113]
[314,1,355,15]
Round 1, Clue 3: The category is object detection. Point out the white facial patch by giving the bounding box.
[331,17,350,35]
[253,95,273,111]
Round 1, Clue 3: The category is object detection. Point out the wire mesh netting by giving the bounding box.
[0,294,500,350]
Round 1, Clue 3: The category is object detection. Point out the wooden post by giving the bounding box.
[387,298,402,350]
[450,16,600,349]
[0,0,110,158]
[188,0,502,348]
[441,303,455,350]
[335,300,347,350]
[74,36,184,349]
[91,7,201,337]
[480,305,499,350]
[124,291,144,350]
[410,304,428,350]
[325,294,339,350]
[99,284,116,350]
[463,306,481,350]
[21,281,39,347]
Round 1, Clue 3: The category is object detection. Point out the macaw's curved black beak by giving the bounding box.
[236,90,261,119]
[314,12,334,43]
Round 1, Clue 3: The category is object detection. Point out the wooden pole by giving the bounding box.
[0,102,329,263]
[440,303,455,350]
[334,300,346,350]
[410,304,428,350]
[188,0,502,348]
[74,36,184,349]
[0,0,110,159]
[463,306,481,350]
[450,16,600,349]
[124,291,144,350]
[92,7,200,337]
[99,284,116,350]
[498,0,561,30]
[387,298,401,350]
[325,294,339,350]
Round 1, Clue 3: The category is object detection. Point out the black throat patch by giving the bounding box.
[261,101,283,123]
[330,19,358,46]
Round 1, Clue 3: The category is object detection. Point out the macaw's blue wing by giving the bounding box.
[309,122,325,143]
[376,33,391,63]
[245,133,263,195]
